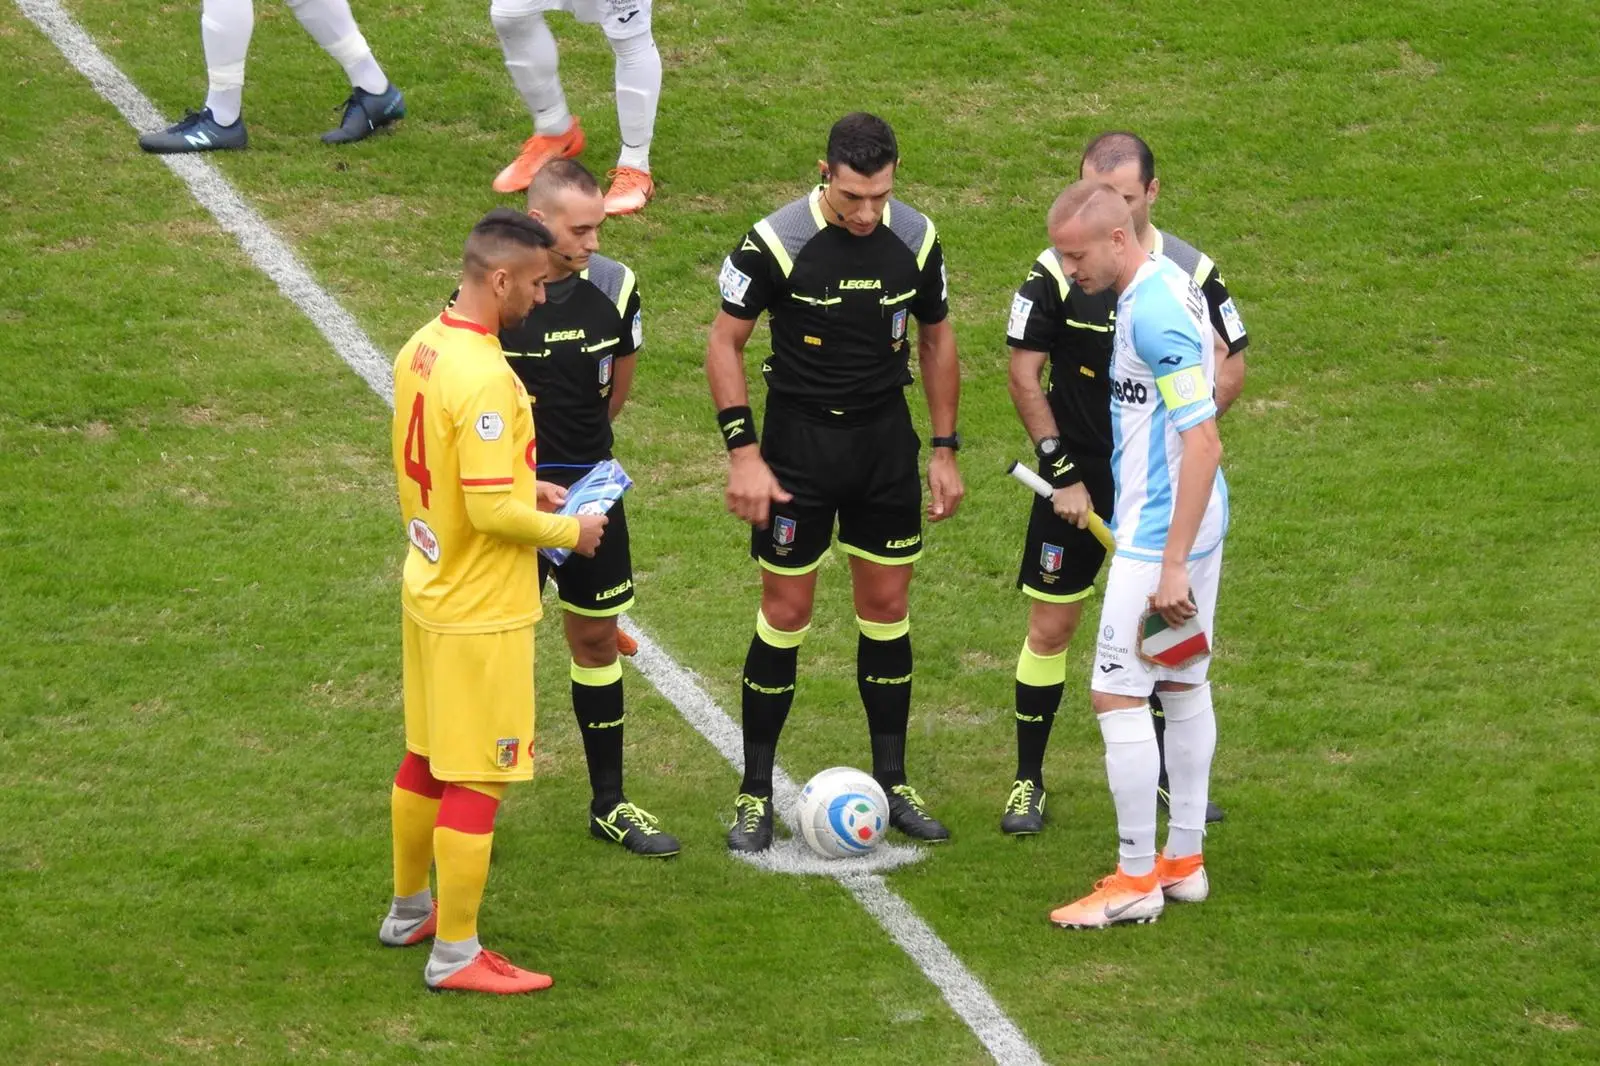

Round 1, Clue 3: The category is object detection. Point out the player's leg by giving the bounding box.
[381,614,443,947]
[1153,544,1224,902]
[138,0,253,154]
[1155,694,1226,823]
[279,0,406,143]
[490,0,587,193]
[1049,557,1165,929]
[598,2,659,215]
[422,628,549,993]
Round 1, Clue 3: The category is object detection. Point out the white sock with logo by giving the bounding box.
[1098,705,1159,877]
[201,0,253,126]
[1159,683,1216,859]
[492,6,572,136]
[284,0,388,94]
[609,31,660,171]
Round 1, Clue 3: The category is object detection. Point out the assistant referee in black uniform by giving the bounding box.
[999,131,1249,836]
[705,113,965,853]
[497,159,679,857]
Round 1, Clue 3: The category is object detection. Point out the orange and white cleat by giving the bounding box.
[1155,852,1209,903]
[603,166,654,216]
[616,627,639,657]
[1049,866,1164,929]
[378,902,437,947]
[492,118,586,194]
[427,949,554,995]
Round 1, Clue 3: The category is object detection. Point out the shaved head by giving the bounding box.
[459,207,555,328]
[526,158,602,213]
[1046,181,1140,296]
[1047,180,1132,238]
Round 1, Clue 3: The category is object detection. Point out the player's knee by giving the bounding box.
[566,621,619,668]
[1091,690,1145,716]
[1027,603,1081,657]
[758,596,812,634]
[606,26,655,54]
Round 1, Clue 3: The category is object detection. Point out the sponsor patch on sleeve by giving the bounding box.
[476,412,504,441]
[631,309,643,348]
[1156,365,1209,409]
[1008,294,1034,339]
[718,257,752,306]
[1218,298,1246,343]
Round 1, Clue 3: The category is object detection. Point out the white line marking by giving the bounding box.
[14,3,1045,1062]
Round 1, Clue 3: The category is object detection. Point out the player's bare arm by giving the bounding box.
[607,354,637,421]
[1154,417,1222,625]
[706,310,791,527]
[1008,345,1091,529]
[1215,341,1246,417]
[917,317,964,522]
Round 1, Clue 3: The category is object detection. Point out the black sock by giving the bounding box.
[1151,693,1168,787]
[858,630,912,790]
[1014,680,1064,789]
[572,663,625,813]
[739,632,798,796]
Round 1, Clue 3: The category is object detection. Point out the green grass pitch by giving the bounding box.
[2,0,1598,1062]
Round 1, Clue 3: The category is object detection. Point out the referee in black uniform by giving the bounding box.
[497,159,679,856]
[706,113,965,853]
[999,132,1248,835]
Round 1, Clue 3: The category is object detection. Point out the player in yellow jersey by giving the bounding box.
[379,207,607,995]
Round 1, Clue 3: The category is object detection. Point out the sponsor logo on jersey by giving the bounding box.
[1110,379,1150,405]
[1008,294,1034,339]
[545,328,586,342]
[631,309,643,348]
[476,412,504,441]
[598,354,614,386]
[597,579,634,600]
[839,278,882,290]
[719,258,753,305]
[891,308,908,340]
[1219,298,1246,343]
[495,737,520,769]
[407,518,440,563]
[885,535,920,550]
[1040,542,1063,574]
[773,516,797,546]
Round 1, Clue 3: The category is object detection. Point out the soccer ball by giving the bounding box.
[797,767,888,860]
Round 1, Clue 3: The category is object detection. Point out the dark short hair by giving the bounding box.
[527,158,602,207]
[1081,131,1156,186]
[463,208,553,276]
[826,112,898,176]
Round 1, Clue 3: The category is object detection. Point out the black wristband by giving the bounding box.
[1040,451,1083,489]
[717,405,758,451]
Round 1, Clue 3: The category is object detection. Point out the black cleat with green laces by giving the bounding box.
[590,801,680,857]
[726,793,774,853]
[887,784,950,843]
[1000,778,1047,836]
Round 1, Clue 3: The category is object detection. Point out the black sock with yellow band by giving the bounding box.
[571,659,625,813]
[858,615,913,790]
[1014,640,1068,789]
[738,610,808,796]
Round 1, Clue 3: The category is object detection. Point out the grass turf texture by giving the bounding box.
[3,0,1599,1061]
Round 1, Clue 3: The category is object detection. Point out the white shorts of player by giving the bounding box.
[493,0,652,39]
[1091,544,1224,697]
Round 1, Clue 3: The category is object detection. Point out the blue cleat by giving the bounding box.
[138,108,247,154]
[321,84,406,144]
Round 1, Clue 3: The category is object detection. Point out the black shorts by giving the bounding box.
[537,483,635,618]
[752,394,922,574]
[1016,458,1114,603]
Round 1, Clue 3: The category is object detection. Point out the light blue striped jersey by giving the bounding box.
[1109,255,1228,561]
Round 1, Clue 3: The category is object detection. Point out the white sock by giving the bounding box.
[387,887,431,921]
[201,0,254,126]
[1159,684,1216,859]
[492,6,572,136]
[609,31,660,171]
[284,0,388,94]
[1098,705,1159,876]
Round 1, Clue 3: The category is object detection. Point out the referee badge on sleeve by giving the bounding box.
[891,308,908,340]
[598,354,614,386]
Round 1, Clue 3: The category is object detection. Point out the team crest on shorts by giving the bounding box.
[495,737,519,769]
[1040,543,1064,574]
[597,354,613,386]
[773,516,797,546]
[891,308,908,340]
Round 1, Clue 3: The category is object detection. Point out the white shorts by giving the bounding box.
[493,0,652,39]
[1091,544,1224,697]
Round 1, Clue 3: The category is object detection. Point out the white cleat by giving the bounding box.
[1156,853,1209,903]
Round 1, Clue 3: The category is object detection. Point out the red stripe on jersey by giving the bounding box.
[460,476,515,486]
[439,311,494,336]
[436,784,501,834]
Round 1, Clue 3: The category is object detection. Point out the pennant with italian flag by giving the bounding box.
[1138,601,1210,669]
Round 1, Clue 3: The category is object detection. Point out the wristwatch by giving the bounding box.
[930,432,962,452]
[1035,436,1063,461]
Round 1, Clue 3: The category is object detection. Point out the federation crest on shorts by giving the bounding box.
[891,308,908,340]
[598,353,614,386]
[773,516,797,546]
[1040,543,1064,574]
[495,737,519,769]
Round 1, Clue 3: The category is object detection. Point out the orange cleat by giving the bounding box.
[428,949,554,995]
[616,628,639,657]
[1155,852,1209,903]
[1049,866,1164,929]
[492,118,586,194]
[378,902,437,947]
[603,166,654,216]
